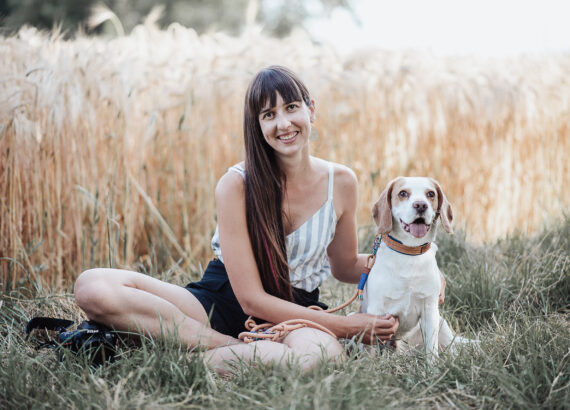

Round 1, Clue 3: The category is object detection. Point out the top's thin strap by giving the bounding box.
[327,162,334,200]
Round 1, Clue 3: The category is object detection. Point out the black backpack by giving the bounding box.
[25,317,119,366]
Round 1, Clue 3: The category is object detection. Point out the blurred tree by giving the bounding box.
[259,0,356,37]
[0,0,92,34]
[0,0,356,37]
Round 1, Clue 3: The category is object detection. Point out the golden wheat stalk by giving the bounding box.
[0,25,568,289]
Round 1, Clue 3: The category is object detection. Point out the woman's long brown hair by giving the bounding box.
[243,66,312,301]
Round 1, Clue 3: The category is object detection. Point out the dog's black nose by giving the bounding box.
[413,201,428,213]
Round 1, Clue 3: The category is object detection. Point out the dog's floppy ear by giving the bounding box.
[372,178,401,234]
[430,178,454,234]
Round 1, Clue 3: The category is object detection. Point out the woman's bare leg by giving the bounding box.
[203,340,290,372]
[204,327,344,373]
[75,269,344,371]
[74,268,237,348]
[282,327,344,370]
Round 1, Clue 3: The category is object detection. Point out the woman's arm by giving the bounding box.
[326,165,369,284]
[215,171,397,343]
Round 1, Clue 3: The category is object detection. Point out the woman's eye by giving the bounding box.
[398,191,409,198]
[287,103,298,111]
[262,112,274,120]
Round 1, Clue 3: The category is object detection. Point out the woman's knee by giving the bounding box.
[284,327,344,358]
[204,340,290,370]
[74,269,120,321]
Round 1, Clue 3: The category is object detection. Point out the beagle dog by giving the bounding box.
[361,177,466,361]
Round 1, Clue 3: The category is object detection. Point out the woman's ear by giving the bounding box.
[309,99,316,123]
[372,178,400,234]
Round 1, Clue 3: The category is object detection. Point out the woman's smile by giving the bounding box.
[278,131,298,142]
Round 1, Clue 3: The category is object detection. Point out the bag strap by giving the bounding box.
[25,317,74,335]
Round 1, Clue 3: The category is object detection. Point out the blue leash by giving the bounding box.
[357,235,382,299]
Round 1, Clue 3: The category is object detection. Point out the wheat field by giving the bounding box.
[1,24,569,290]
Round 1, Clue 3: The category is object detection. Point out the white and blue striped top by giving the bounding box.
[210,162,337,292]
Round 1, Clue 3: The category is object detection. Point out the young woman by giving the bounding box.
[74,66,400,372]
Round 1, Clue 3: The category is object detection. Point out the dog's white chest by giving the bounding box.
[361,246,441,334]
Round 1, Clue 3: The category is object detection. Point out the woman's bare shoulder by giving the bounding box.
[330,162,358,191]
[215,168,245,202]
[321,160,358,218]
[310,157,357,183]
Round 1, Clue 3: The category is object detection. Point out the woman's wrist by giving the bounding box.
[331,315,352,339]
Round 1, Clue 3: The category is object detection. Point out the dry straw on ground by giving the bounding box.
[1,25,569,289]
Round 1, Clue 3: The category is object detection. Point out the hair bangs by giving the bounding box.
[248,66,310,116]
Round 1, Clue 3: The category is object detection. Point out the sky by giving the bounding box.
[308,0,570,56]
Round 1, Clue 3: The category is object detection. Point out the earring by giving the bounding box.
[310,127,319,141]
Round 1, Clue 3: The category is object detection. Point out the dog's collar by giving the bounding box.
[382,235,431,256]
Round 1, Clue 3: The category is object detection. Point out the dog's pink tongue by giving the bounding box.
[410,223,428,238]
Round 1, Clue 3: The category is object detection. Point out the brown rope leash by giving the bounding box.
[238,253,377,343]
[239,318,337,343]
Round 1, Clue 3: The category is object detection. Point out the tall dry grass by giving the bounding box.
[1,25,569,289]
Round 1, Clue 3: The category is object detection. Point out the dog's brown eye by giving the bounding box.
[427,191,435,198]
[398,191,409,198]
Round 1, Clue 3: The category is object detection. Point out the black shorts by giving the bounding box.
[184,259,328,338]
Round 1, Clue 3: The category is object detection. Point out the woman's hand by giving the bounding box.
[343,313,399,344]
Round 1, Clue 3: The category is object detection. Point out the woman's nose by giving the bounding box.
[276,112,291,129]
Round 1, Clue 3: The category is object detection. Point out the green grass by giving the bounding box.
[1,218,569,409]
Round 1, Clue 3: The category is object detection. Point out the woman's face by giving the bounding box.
[258,92,315,158]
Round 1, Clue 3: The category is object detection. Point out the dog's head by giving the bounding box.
[372,177,453,244]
